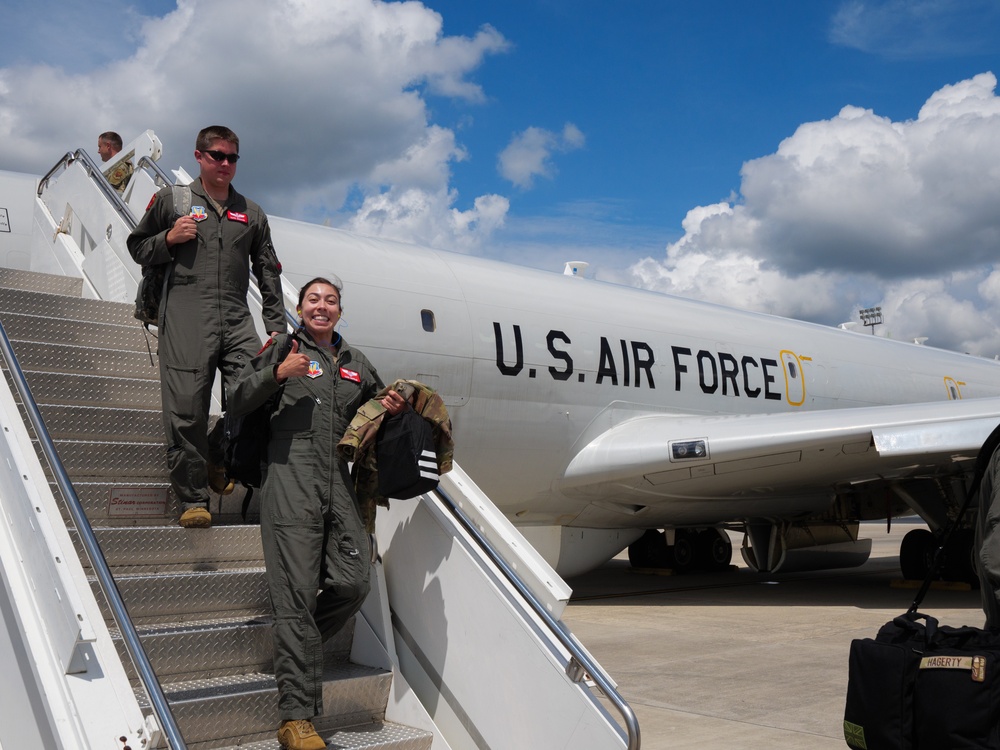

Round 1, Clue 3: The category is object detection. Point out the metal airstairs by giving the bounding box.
[0,135,638,749]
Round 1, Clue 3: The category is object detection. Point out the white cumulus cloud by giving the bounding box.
[630,72,1000,356]
[498,123,586,189]
[0,0,511,251]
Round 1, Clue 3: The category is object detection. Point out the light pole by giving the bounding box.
[859,306,883,335]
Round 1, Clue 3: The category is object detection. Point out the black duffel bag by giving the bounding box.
[845,611,1000,749]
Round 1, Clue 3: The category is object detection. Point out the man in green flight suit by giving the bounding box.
[127,125,285,528]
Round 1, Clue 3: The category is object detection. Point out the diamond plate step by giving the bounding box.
[213,722,433,750]
[112,617,354,683]
[15,370,161,408]
[10,340,158,378]
[91,525,263,568]
[0,310,155,352]
[32,404,162,441]
[0,267,83,296]
[93,568,270,624]
[0,286,137,325]
[43,439,164,478]
[145,664,392,748]
[113,616,273,682]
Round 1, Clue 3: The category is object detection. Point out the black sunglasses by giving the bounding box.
[202,149,240,164]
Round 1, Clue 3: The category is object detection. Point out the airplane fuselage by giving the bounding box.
[270,217,1000,530]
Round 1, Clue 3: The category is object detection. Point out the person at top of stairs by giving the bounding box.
[127,125,285,529]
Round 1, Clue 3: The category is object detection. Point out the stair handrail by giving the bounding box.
[37,149,138,229]
[136,154,175,192]
[435,483,642,750]
[0,320,188,750]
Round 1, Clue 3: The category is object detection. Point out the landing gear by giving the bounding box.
[627,530,672,569]
[627,528,732,573]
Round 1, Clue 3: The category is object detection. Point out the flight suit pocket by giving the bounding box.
[163,363,200,418]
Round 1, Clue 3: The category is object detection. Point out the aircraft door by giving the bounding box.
[944,377,963,400]
[780,350,807,406]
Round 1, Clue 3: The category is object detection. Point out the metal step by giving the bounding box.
[0,310,155,352]
[112,617,354,684]
[10,340,158,378]
[91,525,263,568]
[147,664,393,748]
[114,616,273,682]
[33,404,162,441]
[93,568,270,624]
[213,722,433,750]
[16,370,161,408]
[0,267,83,297]
[0,285,136,325]
[46,439,164,479]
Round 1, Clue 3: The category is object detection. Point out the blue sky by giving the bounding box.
[3,1,1000,355]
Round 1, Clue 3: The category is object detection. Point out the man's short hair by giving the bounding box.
[196,126,239,153]
[98,131,123,151]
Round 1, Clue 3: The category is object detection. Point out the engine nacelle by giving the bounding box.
[742,520,872,573]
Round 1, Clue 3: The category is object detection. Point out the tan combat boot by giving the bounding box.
[277,719,326,750]
[178,506,212,528]
[207,463,235,495]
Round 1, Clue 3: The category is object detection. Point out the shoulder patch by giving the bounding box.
[256,337,275,356]
[145,194,156,212]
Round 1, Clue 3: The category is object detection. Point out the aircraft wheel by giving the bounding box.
[698,529,733,571]
[628,529,672,569]
[899,528,934,581]
[672,529,696,572]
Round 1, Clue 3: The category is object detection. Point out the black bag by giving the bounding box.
[134,263,167,325]
[222,335,294,491]
[376,408,439,499]
[845,613,1000,749]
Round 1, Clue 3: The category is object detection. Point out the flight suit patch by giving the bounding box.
[190,206,208,222]
[307,361,323,379]
[339,367,360,383]
[227,210,248,224]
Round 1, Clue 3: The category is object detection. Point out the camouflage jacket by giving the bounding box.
[337,379,454,532]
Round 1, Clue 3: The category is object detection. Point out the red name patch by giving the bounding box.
[339,367,361,383]
[227,210,248,224]
[145,194,156,212]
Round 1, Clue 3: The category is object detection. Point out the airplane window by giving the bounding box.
[950,386,958,399]
[421,309,436,332]
[788,362,798,379]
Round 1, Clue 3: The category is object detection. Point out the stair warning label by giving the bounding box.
[0,208,9,233]
[108,487,169,517]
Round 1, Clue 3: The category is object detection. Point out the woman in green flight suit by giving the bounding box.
[229,276,407,750]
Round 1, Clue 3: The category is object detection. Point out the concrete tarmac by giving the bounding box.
[562,520,983,749]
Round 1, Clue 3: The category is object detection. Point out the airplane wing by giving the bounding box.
[559,397,1000,520]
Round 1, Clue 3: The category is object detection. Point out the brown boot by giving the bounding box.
[207,463,235,495]
[277,719,326,750]
[179,506,212,528]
